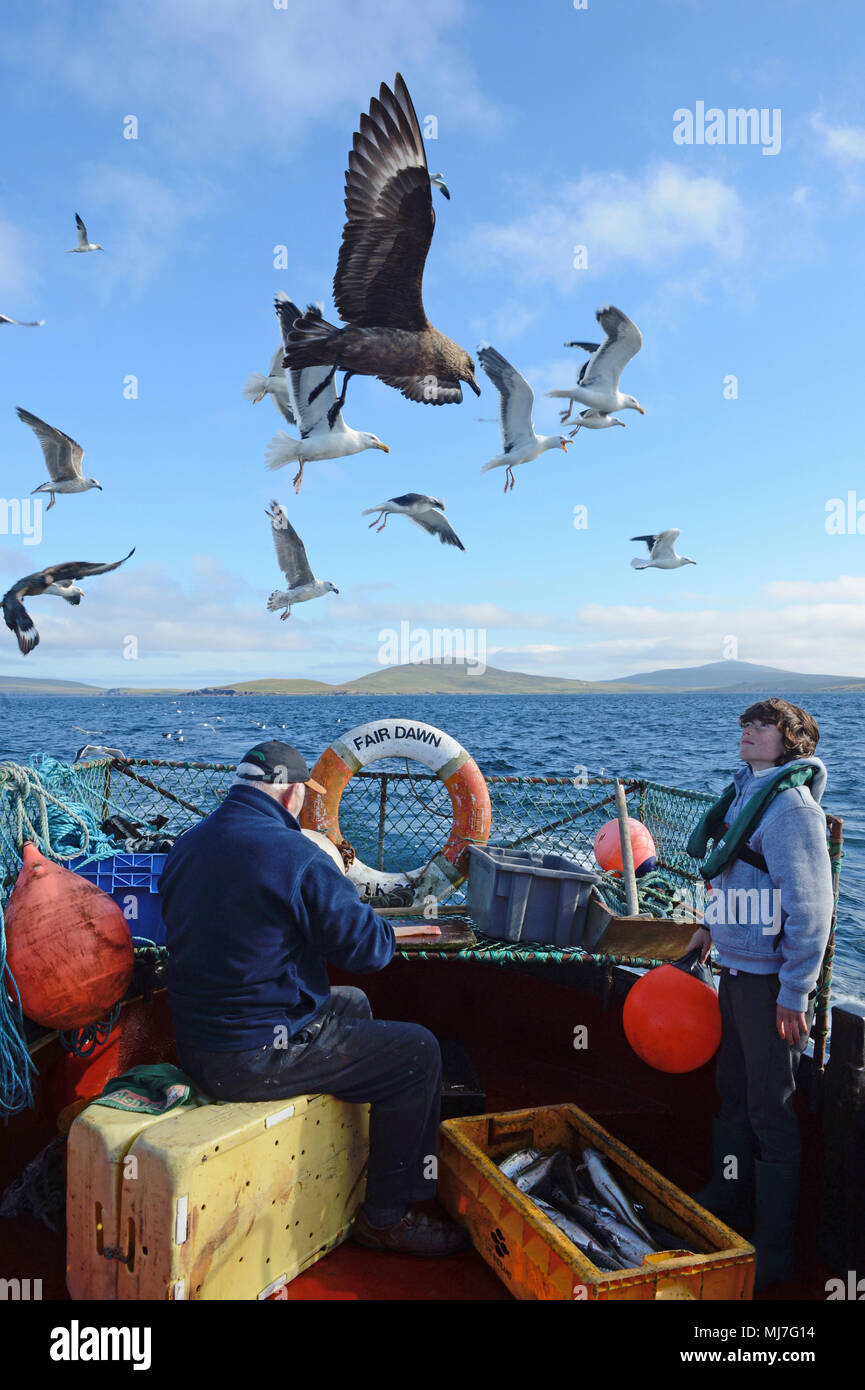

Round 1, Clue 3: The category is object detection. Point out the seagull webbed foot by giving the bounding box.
[46,493,56,510]
[559,406,572,423]
[326,370,354,429]
[293,460,305,492]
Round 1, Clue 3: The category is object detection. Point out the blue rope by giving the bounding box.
[27,754,118,863]
[0,896,37,1116]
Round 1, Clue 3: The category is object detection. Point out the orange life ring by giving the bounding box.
[300,719,491,905]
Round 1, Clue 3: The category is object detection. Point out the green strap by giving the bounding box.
[687,764,815,880]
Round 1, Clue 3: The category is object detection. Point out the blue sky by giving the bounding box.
[1,0,864,687]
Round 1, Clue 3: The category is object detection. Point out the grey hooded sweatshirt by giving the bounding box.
[706,756,833,1013]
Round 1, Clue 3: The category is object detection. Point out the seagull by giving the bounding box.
[266,500,339,619]
[546,306,645,418]
[568,409,626,437]
[0,314,44,328]
[268,297,390,491]
[242,346,297,425]
[429,173,451,200]
[2,549,135,655]
[66,213,104,253]
[362,494,465,549]
[478,345,568,491]
[283,74,480,428]
[17,407,103,509]
[630,529,697,570]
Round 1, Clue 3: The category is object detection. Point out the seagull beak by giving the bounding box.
[377,443,390,453]
[97,484,103,491]
[560,442,568,452]
[636,406,645,415]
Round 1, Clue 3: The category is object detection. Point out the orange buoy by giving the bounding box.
[3,842,133,1029]
[593,817,657,877]
[623,961,722,1074]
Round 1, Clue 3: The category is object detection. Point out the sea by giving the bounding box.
[2,690,863,1006]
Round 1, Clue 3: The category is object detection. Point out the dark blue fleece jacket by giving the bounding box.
[159,782,395,1051]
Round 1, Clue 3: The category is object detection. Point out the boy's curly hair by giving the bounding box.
[739,698,820,764]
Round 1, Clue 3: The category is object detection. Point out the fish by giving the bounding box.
[497,1148,542,1180]
[530,1198,626,1272]
[514,1154,558,1193]
[571,1196,656,1268]
[582,1148,656,1245]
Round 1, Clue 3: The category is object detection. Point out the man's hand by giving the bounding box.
[777,1005,808,1046]
[686,926,712,963]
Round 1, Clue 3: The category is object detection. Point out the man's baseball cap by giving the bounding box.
[235,740,326,794]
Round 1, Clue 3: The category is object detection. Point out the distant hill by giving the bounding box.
[0,658,862,696]
[333,662,596,694]
[0,675,107,695]
[608,660,865,693]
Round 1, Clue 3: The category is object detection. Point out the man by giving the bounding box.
[686,699,833,1290]
[158,739,467,1256]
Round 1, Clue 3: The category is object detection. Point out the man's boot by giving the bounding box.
[753,1159,800,1291]
[692,1118,756,1234]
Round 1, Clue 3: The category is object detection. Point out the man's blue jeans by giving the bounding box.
[176,986,442,1220]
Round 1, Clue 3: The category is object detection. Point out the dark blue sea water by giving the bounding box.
[2,691,863,1004]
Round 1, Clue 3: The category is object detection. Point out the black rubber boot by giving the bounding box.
[753,1159,800,1291]
[692,1118,756,1234]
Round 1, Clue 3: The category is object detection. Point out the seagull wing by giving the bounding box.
[334,73,433,330]
[74,213,89,248]
[264,344,297,426]
[580,306,642,391]
[629,533,660,555]
[275,299,347,436]
[16,407,85,481]
[37,549,136,585]
[477,346,535,451]
[0,314,44,327]
[1,583,39,654]
[647,528,680,557]
[407,507,465,550]
[268,501,314,588]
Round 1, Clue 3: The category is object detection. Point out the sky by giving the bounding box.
[1,0,864,687]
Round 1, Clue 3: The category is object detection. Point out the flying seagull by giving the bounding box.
[362,494,465,549]
[2,549,135,655]
[266,500,339,619]
[283,74,480,428]
[267,297,390,491]
[17,407,103,509]
[568,409,626,437]
[630,529,696,570]
[66,213,104,253]
[0,314,44,328]
[242,347,297,425]
[546,306,645,418]
[478,345,568,491]
[429,173,451,200]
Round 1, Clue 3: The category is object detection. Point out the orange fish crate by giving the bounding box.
[437,1103,755,1301]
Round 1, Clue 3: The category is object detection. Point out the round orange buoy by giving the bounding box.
[623,963,722,1073]
[593,817,657,877]
[3,842,134,1029]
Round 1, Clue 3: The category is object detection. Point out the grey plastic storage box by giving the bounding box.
[467,845,601,946]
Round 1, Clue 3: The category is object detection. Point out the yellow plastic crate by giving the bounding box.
[67,1092,369,1300]
[437,1104,755,1301]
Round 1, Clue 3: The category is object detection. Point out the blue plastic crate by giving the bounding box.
[68,853,168,945]
[467,845,600,947]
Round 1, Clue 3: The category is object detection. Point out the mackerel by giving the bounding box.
[498,1148,542,1181]
[531,1198,626,1272]
[582,1148,656,1245]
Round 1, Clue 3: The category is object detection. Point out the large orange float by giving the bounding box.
[301,719,491,906]
[4,842,134,1029]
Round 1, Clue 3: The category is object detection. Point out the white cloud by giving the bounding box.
[811,113,865,162]
[12,0,499,163]
[461,163,746,292]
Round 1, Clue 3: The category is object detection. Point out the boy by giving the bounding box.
[686,699,833,1289]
